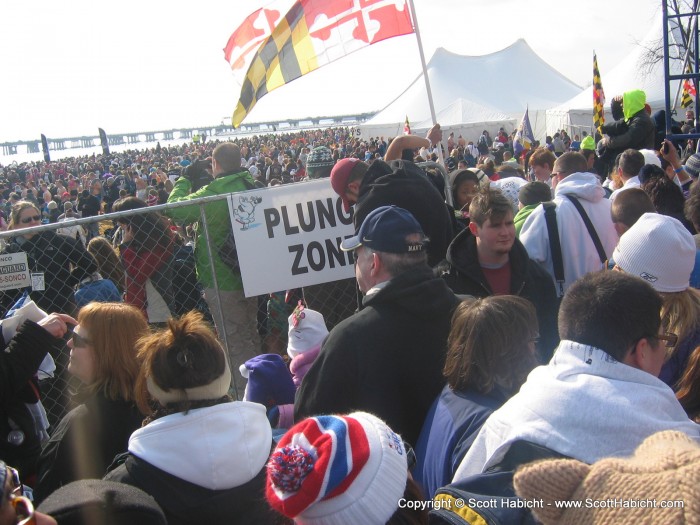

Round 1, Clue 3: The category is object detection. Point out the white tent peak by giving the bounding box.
[361,39,583,140]
[429,40,581,91]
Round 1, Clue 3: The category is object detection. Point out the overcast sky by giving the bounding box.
[1,0,660,143]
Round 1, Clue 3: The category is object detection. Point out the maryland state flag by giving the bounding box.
[682,64,696,108]
[231,0,415,127]
[403,115,411,135]
[223,1,293,87]
[593,52,605,132]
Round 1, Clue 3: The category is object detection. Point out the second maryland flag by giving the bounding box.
[682,64,696,108]
[593,52,605,132]
[232,0,414,127]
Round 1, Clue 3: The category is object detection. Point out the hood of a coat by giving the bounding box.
[128,401,272,490]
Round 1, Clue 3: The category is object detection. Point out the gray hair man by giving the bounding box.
[294,206,460,445]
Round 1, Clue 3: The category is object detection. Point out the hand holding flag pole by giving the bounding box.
[406,0,445,167]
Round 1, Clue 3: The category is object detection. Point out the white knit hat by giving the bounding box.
[613,213,696,292]
[287,303,329,359]
[639,149,662,168]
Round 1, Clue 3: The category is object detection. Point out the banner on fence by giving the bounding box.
[0,252,31,291]
[229,179,355,297]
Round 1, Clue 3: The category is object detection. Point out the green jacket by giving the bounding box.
[166,170,256,291]
[514,203,539,237]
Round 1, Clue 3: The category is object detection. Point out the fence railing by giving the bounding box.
[5,159,449,424]
[2,188,359,426]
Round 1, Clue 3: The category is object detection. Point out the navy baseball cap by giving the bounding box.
[341,205,427,254]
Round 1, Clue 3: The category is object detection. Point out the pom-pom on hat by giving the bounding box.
[613,212,695,292]
[266,412,408,525]
[239,353,295,409]
[287,302,329,359]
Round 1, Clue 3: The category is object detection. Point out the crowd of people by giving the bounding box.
[2,87,700,524]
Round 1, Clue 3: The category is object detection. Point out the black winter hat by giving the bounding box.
[38,480,167,525]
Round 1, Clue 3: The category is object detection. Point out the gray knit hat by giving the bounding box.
[684,153,700,179]
[306,147,335,178]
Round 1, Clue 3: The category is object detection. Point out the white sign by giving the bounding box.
[230,179,356,297]
[0,252,31,291]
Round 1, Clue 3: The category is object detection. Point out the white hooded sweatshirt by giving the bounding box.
[128,401,272,490]
[519,172,618,294]
[453,340,700,481]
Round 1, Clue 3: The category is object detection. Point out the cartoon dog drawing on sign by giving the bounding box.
[234,195,263,230]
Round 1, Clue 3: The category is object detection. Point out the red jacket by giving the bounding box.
[121,240,173,315]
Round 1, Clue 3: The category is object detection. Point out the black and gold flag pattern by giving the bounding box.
[682,64,695,108]
[231,0,414,128]
[593,52,605,132]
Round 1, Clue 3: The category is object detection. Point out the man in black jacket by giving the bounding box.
[331,157,455,267]
[294,206,460,445]
[598,89,656,174]
[437,189,558,361]
[77,189,101,241]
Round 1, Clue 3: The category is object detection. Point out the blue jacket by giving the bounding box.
[414,384,510,499]
[75,278,122,307]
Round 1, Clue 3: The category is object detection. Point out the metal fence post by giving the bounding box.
[197,199,240,398]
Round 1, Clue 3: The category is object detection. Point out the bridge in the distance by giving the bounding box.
[0,111,375,157]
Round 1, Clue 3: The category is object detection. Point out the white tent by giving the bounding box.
[412,98,517,143]
[547,25,684,137]
[359,39,582,142]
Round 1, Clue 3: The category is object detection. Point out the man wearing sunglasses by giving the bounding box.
[453,271,700,482]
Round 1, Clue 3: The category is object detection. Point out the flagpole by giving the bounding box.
[406,0,445,166]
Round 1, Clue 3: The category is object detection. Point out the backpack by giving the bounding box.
[543,195,608,299]
[218,176,257,273]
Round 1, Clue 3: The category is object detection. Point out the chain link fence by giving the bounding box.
[0,188,360,426]
[3,161,451,426]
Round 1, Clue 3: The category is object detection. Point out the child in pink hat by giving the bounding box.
[287,302,329,388]
[239,302,328,429]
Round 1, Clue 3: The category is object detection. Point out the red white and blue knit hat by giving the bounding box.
[266,412,408,525]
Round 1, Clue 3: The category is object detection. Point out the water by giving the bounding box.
[1,137,208,166]
[0,122,354,166]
